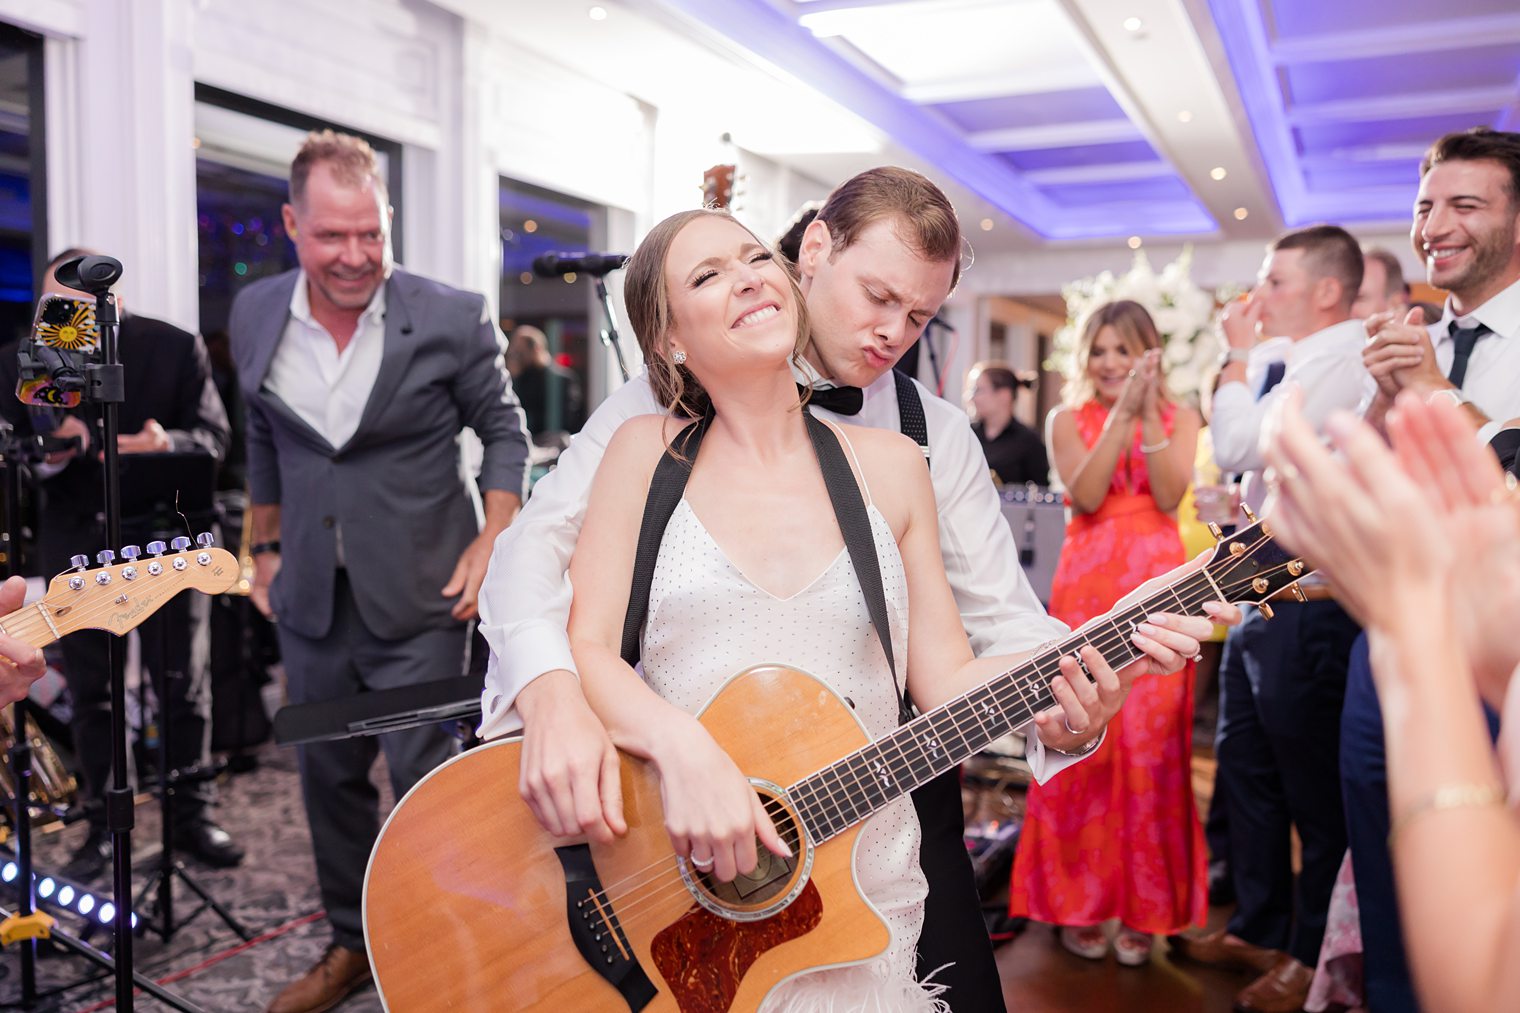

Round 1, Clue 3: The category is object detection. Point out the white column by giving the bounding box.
[46,0,199,329]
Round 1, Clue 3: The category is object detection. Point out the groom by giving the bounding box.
[479,167,1229,1008]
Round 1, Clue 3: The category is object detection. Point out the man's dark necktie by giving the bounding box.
[800,382,863,416]
[1447,320,1491,389]
[1257,359,1286,401]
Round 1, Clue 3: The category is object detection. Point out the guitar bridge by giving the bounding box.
[555,844,658,1011]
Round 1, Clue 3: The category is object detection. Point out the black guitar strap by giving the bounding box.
[893,369,930,469]
[619,408,911,725]
[619,413,711,668]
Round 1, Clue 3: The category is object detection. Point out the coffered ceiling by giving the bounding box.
[639,0,1520,245]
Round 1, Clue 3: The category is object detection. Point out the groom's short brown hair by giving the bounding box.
[815,167,963,288]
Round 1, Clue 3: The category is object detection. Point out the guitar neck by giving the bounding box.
[788,568,1223,844]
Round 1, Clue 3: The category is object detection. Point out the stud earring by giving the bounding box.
[672,350,687,365]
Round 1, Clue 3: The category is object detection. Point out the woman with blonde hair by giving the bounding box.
[1009,299,1206,964]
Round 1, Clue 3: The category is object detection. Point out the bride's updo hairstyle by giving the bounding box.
[625,207,811,418]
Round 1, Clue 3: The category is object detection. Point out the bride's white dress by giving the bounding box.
[640,434,948,1012]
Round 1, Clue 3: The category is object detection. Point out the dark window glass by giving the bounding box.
[0,25,44,345]
[499,177,604,439]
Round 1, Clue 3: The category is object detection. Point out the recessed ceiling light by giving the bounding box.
[588,6,607,21]
[518,272,533,285]
[1177,110,1193,124]
[1234,207,1250,220]
[564,272,578,284]
[980,218,994,232]
[523,219,538,233]
[1210,167,1228,181]
[1127,236,1143,249]
[1123,16,1143,32]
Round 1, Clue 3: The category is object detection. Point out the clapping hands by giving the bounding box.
[1264,387,1520,705]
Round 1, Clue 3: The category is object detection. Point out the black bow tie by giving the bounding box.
[800,383,864,416]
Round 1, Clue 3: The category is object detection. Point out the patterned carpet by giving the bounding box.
[0,743,384,1013]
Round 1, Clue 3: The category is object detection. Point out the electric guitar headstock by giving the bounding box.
[1201,508,1314,615]
[32,535,238,640]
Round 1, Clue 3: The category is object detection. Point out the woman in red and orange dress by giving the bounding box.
[1008,299,1206,966]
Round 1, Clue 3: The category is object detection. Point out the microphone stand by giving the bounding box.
[83,273,137,1013]
[593,277,630,382]
[4,257,206,1013]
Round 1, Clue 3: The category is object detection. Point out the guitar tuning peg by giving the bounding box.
[1206,522,1224,542]
[120,545,141,561]
[95,549,115,566]
[146,540,167,556]
[69,554,89,571]
[1259,603,1275,620]
[196,532,215,548]
[1289,584,1307,603]
[170,536,192,553]
[1240,504,1260,525]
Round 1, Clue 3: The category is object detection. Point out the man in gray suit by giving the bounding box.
[231,131,528,1013]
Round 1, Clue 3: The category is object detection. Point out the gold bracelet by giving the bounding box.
[1387,783,1508,847]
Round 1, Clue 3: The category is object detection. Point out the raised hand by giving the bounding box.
[1363,307,1438,399]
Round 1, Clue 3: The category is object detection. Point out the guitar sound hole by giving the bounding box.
[688,784,808,919]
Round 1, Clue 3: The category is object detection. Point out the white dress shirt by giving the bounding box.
[477,367,1081,780]
[1431,274,1520,443]
[265,272,386,451]
[1211,318,1375,515]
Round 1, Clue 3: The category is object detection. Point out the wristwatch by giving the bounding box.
[1425,388,1470,408]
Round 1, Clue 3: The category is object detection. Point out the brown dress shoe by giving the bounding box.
[1169,928,1282,974]
[265,944,372,1013]
[1233,955,1314,1013]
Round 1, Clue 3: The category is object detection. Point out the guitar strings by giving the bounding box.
[0,567,207,649]
[578,543,1297,927]
[568,545,1303,936]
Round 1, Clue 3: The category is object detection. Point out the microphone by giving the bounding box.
[532,252,628,278]
[53,254,123,295]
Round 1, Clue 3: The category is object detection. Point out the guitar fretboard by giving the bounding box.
[786,571,1219,843]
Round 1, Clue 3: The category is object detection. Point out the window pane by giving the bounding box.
[499,177,605,441]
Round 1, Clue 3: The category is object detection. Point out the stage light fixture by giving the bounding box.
[57,885,75,907]
[78,894,95,916]
[98,902,116,924]
[2,862,16,883]
[37,878,54,899]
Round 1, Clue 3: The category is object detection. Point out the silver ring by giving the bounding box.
[1062,716,1087,737]
[689,853,715,870]
[1193,652,1203,663]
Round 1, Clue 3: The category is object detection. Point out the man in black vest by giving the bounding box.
[478,168,1231,1009]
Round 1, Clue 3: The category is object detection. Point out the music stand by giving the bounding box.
[117,452,249,943]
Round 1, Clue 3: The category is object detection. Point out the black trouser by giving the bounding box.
[1216,601,1359,968]
[913,767,1006,1012]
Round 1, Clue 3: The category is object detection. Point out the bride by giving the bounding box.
[566,208,1206,1009]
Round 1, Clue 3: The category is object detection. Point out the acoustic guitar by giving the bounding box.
[364,519,1311,1011]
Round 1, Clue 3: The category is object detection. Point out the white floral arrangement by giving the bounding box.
[1047,247,1236,406]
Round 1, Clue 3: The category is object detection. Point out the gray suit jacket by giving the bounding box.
[230,268,528,641]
